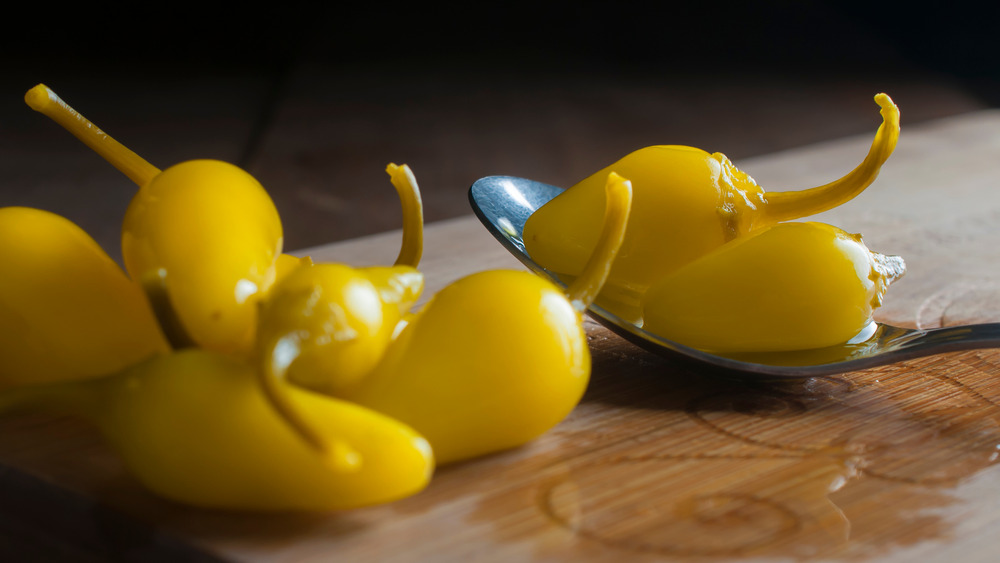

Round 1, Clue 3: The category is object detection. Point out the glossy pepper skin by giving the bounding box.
[122,159,283,355]
[257,262,424,395]
[0,349,433,511]
[26,84,283,356]
[523,94,900,322]
[0,207,168,387]
[344,270,590,464]
[255,163,425,397]
[342,173,633,464]
[641,222,905,353]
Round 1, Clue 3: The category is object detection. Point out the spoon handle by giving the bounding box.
[903,322,1000,355]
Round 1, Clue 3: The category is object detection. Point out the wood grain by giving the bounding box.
[1,111,999,561]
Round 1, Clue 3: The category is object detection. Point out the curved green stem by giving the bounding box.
[257,337,362,472]
[134,268,359,470]
[143,269,354,468]
[566,172,633,312]
[761,93,900,223]
[386,163,424,268]
[140,270,197,350]
[25,84,160,187]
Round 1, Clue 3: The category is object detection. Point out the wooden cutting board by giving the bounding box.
[1,111,999,562]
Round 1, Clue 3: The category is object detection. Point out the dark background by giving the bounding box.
[6,2,995,87]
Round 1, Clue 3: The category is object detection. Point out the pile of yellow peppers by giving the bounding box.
[0,83,907,510]
[0,85,632,511]
[525,93,905,354]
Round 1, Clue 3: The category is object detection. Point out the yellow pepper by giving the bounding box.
[26,84,282,356]
[255,163,424,402]
[122,159,282,354]
[0,207,168,387]
[642,222,905,353]
[523,94,900,323]
[257,262,423,395]
[342,172,633,464]
[0,348,433,511]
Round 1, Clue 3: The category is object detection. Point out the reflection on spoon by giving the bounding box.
[468,176,1000,377]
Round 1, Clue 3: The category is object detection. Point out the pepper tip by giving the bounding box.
[24,83,55,112]
[874,93,899,122]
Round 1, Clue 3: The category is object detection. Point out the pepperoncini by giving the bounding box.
[122,159,282,354]
[0,207,168,387]
[523,94,900,323]
[642,222,905,353]
[257,262,423,396]
[25,84,282,355]
[342,172,633,464]
[0,349,433,511]
[255,163,424,400]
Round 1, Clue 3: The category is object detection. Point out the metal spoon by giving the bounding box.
[468,175,1000,378]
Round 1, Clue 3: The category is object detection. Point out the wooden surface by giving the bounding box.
[0,108,998,561]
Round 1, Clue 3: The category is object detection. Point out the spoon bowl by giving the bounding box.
[469,175,1000,377]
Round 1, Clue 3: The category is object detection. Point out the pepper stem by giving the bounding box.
[760,93,900,224]
[24,84,160,187]
[139,269,198,350]
[256,337,362,472]
[386,163,424,268]
[565,172,632,312]
[143,270,350,469]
